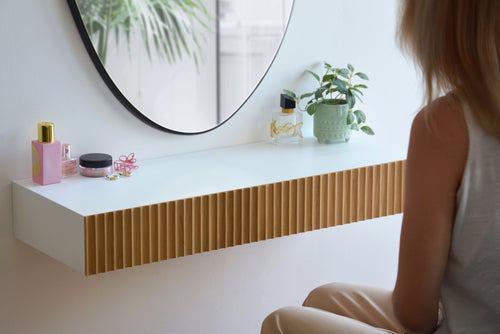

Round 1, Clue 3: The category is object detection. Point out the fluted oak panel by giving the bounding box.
[85,160,406,275]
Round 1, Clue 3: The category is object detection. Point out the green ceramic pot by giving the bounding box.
[313,102,351,143]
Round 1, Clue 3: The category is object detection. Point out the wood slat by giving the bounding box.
[96,214,105,273]
[114,210,123,270]
[85,215,96,275]
[84,160,406,275]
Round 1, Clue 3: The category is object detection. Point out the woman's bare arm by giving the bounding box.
[392,96,468,333]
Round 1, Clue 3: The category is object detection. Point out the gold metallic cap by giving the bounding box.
[282,108,294,114]
[38,122,55,143]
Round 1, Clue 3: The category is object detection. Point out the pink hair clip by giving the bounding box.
[114,153,139,174]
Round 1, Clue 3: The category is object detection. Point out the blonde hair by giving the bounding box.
[398,0,500,139]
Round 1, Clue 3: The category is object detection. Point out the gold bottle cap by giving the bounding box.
[38,122,55,143]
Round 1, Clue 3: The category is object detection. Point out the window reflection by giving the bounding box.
[219,0,293,122]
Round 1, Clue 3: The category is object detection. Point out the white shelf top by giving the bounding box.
[13,136,406,217]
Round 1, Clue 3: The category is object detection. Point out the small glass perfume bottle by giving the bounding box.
[32,122,62,185]
[271,94,303,144]
[61,143,78,177]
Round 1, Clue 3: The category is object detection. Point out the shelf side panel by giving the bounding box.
[12,182,85,274]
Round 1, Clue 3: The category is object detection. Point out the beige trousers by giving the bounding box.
[261,283,407,334]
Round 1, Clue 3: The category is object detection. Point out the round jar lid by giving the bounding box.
[79,153,112,168]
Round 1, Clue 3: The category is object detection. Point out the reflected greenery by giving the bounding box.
[76,0,212,66]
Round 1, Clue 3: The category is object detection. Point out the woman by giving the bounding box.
[261,1,500,333]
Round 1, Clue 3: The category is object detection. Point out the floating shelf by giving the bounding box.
[12,137,406,275]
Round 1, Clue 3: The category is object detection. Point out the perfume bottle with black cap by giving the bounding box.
[270,94,303,144]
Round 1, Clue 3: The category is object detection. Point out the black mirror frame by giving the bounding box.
[66,0,294,135]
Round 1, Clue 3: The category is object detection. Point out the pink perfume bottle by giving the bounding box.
[32,122,62,185]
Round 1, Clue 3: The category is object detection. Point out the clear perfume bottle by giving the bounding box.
[271,94,303,144]
[61,143,78,177]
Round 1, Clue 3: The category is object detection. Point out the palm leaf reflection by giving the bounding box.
[76,0,213,68]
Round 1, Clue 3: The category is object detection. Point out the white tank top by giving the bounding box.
[436,104,500,333]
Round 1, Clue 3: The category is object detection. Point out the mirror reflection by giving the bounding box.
[68,0,294,133]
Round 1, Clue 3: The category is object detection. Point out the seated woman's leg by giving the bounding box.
[261,305,400,334]
[303,283,405,333]
[261,283,406,334]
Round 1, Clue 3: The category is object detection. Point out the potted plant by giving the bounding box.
[284,61,374,143]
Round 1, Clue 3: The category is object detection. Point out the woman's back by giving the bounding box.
[436,102,500,333]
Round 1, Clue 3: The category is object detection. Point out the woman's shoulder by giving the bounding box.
[412,93,468,147]
[408,94,469,188]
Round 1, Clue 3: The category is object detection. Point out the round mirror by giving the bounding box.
[67,0,294,134]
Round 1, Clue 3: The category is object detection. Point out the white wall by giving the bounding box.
[0,0,422,333]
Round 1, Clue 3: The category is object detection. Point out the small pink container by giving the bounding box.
[79,153,113,177]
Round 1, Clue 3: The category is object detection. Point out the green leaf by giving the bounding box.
[306,70,321,83]
[347,64,354,72]
[351,87,364,96]
[283,89,297,99]
[361,126,375,135]
[338,68,350,76]
[333,78,347,88]
[338,72,350,80]
[324,62,332,69]
[349,123,360,131]
[351,90,364,103]
[315,86,327,99]
[322,74,336,82]
[336,86,348,95]
[347,112,355,125]
[306,103,318,115]
[300,92,314,99]
[353,110,366,123]
[355,72,369,80]
[354,84,368,89]
[346,91,355,109]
